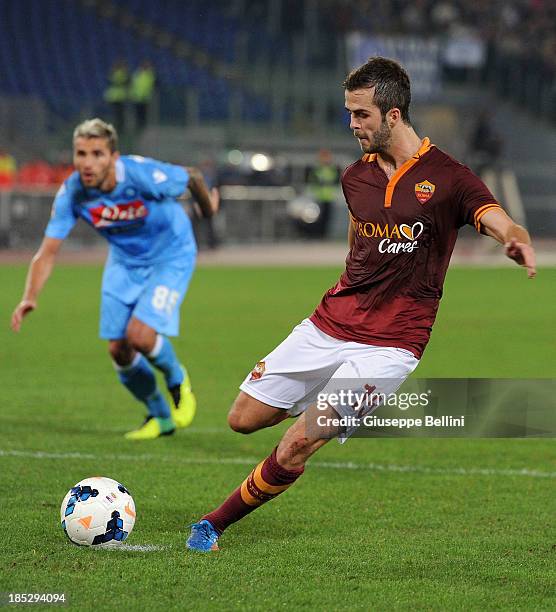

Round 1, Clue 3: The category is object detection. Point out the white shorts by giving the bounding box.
[240,318,419,429]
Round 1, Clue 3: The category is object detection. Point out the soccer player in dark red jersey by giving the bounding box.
[187,57,536,552]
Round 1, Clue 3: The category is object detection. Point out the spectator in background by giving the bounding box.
[305,148,339,238]
[468,110,503,174]
[430,0,460,31]
[16,159,53,189]
[104,59,130,134]
[130,60,156,132]
[50,151,74,186]
[0,149,16,189]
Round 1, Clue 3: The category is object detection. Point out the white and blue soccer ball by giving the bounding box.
[60,477,136,547]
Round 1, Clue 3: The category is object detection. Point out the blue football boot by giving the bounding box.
[186,519,220,552]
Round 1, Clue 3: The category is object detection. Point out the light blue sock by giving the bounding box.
[147,334,185,389]
[115,353,171,419]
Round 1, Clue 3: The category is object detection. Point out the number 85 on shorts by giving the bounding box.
[99,258,195,339]
[151,285,180,315]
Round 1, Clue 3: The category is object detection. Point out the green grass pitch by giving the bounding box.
[1,264,555,610]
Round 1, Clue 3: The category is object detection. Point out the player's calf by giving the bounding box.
[187,443,305,551]
[227,391,290,434]
[187,405,333,551]
[108,338,176,438]
[275,408,330,470]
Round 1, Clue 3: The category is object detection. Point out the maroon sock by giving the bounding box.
[203,447,304,535]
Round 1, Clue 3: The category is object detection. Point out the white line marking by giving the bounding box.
[111,544,165,552]
[312,460,556,479]
[1,448,555,479]
[90,544,165,553]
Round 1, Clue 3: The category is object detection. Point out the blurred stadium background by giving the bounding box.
[0,0,555,260]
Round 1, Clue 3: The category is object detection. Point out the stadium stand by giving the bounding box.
[2,0,553,127]
[0,0,271,122]
[0,0,554,243]
[115,0,239,63]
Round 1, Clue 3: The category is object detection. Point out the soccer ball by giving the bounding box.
[60,477,136,547]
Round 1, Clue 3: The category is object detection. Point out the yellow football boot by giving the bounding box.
[124,416,175,440]
[169,368,197,429]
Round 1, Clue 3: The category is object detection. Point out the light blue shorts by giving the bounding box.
[99,256,196,339]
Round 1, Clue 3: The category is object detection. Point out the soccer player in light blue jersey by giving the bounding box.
[11,118,219,440]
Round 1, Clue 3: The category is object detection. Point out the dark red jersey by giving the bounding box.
[310,138,501,358]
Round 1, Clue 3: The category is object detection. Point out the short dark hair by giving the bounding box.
[343,57,412,124]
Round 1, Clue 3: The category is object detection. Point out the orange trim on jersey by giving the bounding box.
[474,203,501,232]
[361,153,377,163]
[474,202,500,221]
[384,138,432,208]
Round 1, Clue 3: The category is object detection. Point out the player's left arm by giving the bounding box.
[480,208,536,278]
[185,166,219,218]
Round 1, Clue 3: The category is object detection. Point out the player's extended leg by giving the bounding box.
[186,401,336,552]
[127,317,196,428]
[109,336,175,440]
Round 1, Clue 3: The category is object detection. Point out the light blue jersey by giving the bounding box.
[45,155,197,265]
[46,155,198,339]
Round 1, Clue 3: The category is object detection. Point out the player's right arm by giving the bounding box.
[11,237,64,331]
[12,177,77,332]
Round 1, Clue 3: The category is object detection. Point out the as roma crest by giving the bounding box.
[415,180,435,204]
[250,361,266,381]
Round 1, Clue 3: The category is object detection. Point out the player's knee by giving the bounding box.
[228,393,288,434]
[227,408,256,434]
[126,326,153,354]
[108,340,134,366]
[227,394,264,434]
